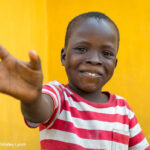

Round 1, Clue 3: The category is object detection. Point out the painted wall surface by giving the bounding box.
[0,0,150,149]
[0,0,48,149]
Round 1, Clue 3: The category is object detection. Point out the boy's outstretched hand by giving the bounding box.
[0,46,43,103]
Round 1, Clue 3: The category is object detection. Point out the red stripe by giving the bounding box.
[110,98,132,109]
[129,131,145,147]
[145,145,150,150]
[129,115,138,129]
[113,132,129,145]
[41,139,107,150]
[43,84,63,98]
[43,85,59,97]
[63,100,130,125]
[51,119,129,144]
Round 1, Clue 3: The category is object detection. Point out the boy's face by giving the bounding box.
[61,18,118,93]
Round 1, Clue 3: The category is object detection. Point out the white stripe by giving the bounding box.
[129,138,149,150]
[50,80,73,94]
[49,80,61,86]
[52,81,73,94]
[63,92,133,117]
[40,129,128,149]
[129,123,141,138]
[113,129,129,136]
[26,120,40,127]
[58,110,129,132]
[49,80,72,94]
[129,111,135,120]
[116,95,125,100]
[62,86,73,95]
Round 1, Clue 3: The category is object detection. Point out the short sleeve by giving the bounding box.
[25,81,65,129]
[129,111,150,150]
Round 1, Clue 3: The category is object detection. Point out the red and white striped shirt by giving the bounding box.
[26,80,150,150]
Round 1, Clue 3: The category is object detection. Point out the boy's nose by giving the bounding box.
[85,51,102,65]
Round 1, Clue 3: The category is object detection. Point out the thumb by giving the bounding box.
[0,46,10,60]
[28,50,41,70]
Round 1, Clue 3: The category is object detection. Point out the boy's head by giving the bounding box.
[61,12,119,93]
[64,12,120,49]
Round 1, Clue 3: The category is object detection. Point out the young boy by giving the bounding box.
[0,12,149,150]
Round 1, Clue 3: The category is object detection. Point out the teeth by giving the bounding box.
[88,72,96,76]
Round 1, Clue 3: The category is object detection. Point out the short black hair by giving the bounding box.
[64,11,120,49]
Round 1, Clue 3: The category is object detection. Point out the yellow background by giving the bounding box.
[0,0,150,149]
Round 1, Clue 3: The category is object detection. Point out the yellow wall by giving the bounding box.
[0,0,47,149]
[0,0,149,149]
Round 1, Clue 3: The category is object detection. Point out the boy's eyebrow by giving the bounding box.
[73,41,117,51]
[72,41,91,47]
[73,40,91,45]
[101,45,116,51]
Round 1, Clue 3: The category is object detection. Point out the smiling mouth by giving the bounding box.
[80,71,102,78]
[86,72,98,77]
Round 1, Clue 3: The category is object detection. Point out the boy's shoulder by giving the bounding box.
[43,80,71,92]
[114,94,128,105]
[115,94,125,100]
[112,93,133,112]
[46,80,62,86]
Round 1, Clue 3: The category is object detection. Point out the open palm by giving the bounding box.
[0,46,43,103]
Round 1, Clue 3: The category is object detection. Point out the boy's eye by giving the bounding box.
[103,51,113,58]
[74,47,87,53]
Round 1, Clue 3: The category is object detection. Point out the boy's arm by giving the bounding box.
[0,46,54,123]
[21,94,54,123]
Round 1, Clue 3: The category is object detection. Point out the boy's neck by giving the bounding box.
[68,84,109,103]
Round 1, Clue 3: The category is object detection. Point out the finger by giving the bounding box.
[28,50,41,70]
[0,46,10,60]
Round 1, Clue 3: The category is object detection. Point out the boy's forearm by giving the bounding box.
[21,94,54,123]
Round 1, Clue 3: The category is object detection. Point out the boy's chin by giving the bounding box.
[78,84,102,93]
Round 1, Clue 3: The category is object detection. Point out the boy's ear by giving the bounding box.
[115,58,118,67]
[61,48,66,66]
